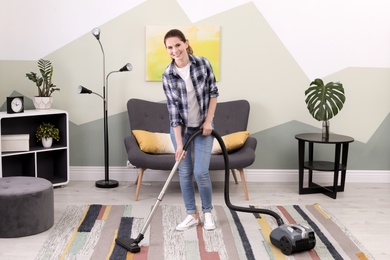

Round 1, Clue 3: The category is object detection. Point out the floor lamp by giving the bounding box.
[77,27,132,188]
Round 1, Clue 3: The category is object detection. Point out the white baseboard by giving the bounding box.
[70,166,390,183]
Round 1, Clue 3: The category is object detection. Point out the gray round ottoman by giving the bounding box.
[0,176,54,238]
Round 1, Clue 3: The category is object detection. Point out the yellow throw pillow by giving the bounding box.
[132,130,175,154]
[211,131,250,154]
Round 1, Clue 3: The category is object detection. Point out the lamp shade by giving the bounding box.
[91,28,101,40]
[77,85,92,94]
[119,63,133,72]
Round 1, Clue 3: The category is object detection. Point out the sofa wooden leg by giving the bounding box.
[238,169,249,200]
[230,169,239,184]
[135,168,145,201]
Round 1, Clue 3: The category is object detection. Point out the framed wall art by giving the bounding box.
[145,25,220,82]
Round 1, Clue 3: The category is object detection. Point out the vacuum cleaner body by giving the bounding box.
[270,224,316,255]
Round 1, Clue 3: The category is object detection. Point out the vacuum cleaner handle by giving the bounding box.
[185,129,285,226]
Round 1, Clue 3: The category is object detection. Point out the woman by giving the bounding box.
[162,29,219,231]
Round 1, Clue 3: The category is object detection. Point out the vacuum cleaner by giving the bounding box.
[116,130,316,255]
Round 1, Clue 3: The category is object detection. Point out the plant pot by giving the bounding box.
[33,96,54,110]
[41,137,53,148]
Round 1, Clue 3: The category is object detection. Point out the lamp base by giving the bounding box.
[95,179,119,188]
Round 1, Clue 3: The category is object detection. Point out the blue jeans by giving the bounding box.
[170,127,214,214]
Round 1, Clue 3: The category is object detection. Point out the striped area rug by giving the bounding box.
[36,203,372,260]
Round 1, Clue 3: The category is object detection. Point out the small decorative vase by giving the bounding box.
[33,96,54,110]
[322,120,330,140]
[42,137,53,148]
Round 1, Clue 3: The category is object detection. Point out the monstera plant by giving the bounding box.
[304,78,346,138]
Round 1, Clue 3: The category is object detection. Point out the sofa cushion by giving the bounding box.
[211,131,250,154]
[133,129,250,155]
[132,130,175,154]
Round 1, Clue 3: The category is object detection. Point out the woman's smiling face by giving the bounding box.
[165,36,189,63]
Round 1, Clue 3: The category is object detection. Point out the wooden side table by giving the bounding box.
[295,133,354,199]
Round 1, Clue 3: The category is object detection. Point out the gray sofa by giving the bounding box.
[124,98,257,201]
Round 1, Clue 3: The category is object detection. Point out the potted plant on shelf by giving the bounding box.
[26,59,60,110]
[304,78,346,139]
[36,122,60,148]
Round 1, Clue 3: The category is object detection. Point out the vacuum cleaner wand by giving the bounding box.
[116,136,188,253]
[115,130,202,253]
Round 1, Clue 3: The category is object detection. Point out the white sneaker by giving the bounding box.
[203,212,216,230]
[176,215,199,231]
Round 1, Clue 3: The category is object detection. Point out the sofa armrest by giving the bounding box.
[209,136,257,170]
[241,136,257,151]
[124,134,142,165]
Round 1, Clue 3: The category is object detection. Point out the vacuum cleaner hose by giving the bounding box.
[185,129,284,226]
[194,130,316,255]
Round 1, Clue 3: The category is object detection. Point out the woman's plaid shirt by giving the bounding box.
[162,55,219,132]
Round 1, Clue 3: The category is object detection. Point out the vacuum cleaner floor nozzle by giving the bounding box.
[115,238,141,253]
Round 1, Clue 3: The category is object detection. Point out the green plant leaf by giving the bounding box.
[36,122,60,141]
[26,59,60,97]
[304,78,346,121]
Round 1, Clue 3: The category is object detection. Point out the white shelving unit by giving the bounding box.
[0,109,69,187]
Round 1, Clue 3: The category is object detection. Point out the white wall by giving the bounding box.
[2,0,389,78]
[1,0,389,174]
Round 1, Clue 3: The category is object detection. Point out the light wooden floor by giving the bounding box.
[0,180,389,259]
